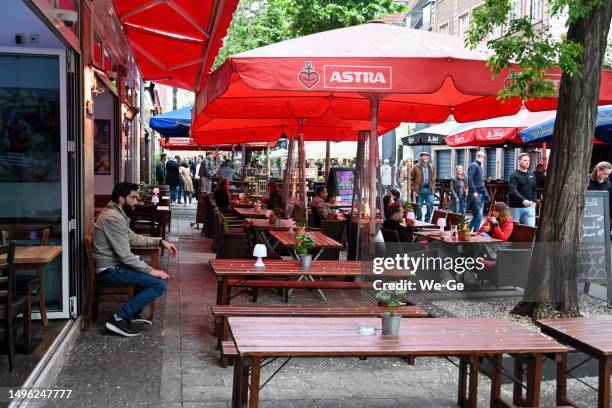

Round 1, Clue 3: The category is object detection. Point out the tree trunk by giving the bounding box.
[511,2,612,320]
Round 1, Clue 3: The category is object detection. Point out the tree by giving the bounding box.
[466,1,612,319]
[214,0,405,68]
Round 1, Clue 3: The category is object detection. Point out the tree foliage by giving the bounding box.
[214,0,405,68]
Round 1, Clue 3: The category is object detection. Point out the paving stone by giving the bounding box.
[315,399,402,408]
[181,385,232,402]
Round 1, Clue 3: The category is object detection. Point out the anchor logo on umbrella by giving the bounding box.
[298,61,320,89]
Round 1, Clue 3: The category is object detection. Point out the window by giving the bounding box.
[510,0,521,20]
[531,0,543,21]
[458,14,469,40]
[423,4,432,28]
[436,150,452,179]
[439,23,449,35]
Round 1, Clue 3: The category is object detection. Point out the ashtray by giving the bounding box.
[357,325,377,335]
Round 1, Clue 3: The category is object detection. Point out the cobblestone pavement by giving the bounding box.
[45,205,599,407]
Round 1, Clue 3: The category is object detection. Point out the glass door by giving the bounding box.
[0,47,69,318]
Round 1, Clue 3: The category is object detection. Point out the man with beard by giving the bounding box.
[93,182,178,337]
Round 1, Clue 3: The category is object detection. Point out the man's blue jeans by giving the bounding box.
[509,205,536,226]
[470,192,485,231]
[96,265,167,319]
[170,185,183,203]
[417,188,435,222]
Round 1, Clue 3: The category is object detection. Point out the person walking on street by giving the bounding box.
[534,163,546,189]
[199,152,215,193]
[450,165,468,214]
[508,153,537,226]
[179,162,194,205]
[155,154,166,185]
[192,155,203,199]
[410,152,436,222]
[467,151,490,231]
[399,158,413,202]
[93,182,177,337]
[165,156,181,204]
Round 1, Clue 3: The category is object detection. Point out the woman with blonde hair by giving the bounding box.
[587,161,612,218]
[478,202,514,241]
[179,162,194,205]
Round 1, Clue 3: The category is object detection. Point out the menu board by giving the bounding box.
[327,167,354,204]
[578,191,611,299]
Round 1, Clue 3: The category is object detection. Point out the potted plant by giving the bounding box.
[138,182,148,202]
[402,202,415,223]
[294,215,307,236]
[375,287,406,336]
[458,216,471,241]
[273,208,283,227]
[295,235,314,269]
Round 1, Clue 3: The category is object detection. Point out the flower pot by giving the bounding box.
[295,226,306,236]
[274,217,282,228]
[458,230,471,241]
[300,254,312,269]
[381,312,401,336]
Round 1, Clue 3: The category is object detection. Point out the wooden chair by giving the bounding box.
[1,228,50,328]
[0,242,30,372]
[445,211,464,229]
[82,235,135,332]
[130,204,161,237]
[430,210,447,226]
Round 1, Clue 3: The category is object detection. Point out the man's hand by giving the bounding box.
[522,199,531,207]
[150,269,171,280]
[473,192,478,198]
[161,240,178,256]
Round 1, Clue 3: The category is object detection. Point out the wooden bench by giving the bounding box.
[225,278,370,303]
[212,305,429,367]
[221,340,238,366]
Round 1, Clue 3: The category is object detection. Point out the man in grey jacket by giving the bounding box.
[93,182,177,337]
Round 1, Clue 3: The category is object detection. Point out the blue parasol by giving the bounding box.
[519,105,612,144]
[149,105,192,138]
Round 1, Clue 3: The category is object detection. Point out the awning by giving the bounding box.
[160,137,273,151]
[112,0,240,91]
[444,110,555,147]
[401,122,470,145]
[149,105,192,137]
[520,105,612,144]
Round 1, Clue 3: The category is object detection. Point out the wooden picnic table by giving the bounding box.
[414,230,502,244]
[406,220,436,229]
[131,245,160,269]
[210,259,404,306]
[244,218,293,230]
[229,316,567,408]
[268,230,342,259]
[95,205,171,238]
[234,207,269,219]
[539,316,612,408]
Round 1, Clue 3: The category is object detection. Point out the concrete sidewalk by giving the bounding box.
[44,206,597,408]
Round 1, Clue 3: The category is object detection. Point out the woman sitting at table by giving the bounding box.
[478,202,513,241]
[382,203,412,242]
[263,181,283,211]
[213,179,231,209]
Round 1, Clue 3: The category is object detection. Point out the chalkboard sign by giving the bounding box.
[578,191,611,293]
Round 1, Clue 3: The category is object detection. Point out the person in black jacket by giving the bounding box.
[165,156,181,204]
[467,151,490,231]
[213,179,231,209]
[382,203,412,242]
[155,154,166,185]
[508,153,537,226]
[264,181,283,211]
[587,161,612,219]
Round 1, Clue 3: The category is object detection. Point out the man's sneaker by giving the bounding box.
[106,318,141,337]
[130,318,153,330]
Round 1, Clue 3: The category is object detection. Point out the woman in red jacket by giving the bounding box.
[478,202,514,241]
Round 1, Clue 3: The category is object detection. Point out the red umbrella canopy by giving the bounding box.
[194,22,612,123]
[191,108,400,144]
[160,137,273,151]
[112,0,239,91]
[444,109,556,147]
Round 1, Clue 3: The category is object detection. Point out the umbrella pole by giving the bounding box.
[266,145,270,177]
[325,141,331,184]
[368,95,381,240]
[241,143,246,193]
[298,120,307,212]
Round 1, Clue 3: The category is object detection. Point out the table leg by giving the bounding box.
[467,355,479,408]
[598,356,611,408]
[458,356,468,407]
[556,352,568,406]
[513,355,524,406]
[525,353,543,407]
[490,354,503,407]
[220,276,229,306]
[150,250,159,269]
[232,356,250,408]
[249,356,261,408]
